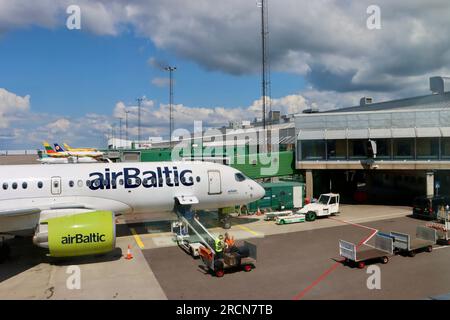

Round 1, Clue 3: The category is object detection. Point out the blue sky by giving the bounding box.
[0,0,448,149]
[0,27,306,118]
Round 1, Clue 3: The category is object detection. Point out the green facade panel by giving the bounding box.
[248,181,305,212]
[230,151,295,179]
[126,148,295,180]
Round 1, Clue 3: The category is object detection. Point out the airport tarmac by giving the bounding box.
[1,205,449,300]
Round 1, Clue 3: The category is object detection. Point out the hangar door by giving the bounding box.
[208,170,222,195]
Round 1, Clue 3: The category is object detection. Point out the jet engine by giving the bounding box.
[33,211,116,257]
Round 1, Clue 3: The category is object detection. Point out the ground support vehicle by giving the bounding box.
[426,210,450,245]
[198,241,257,277]
[171,220,208,258]
[297,193,340,222]
[265,210,292,221]
[275,213,305,225]
[339,233,394,269]
[390,226,436,257]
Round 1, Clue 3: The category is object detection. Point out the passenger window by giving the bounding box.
[235,173,246,182]
[119,179,124,186]
[2,183,7,190]
[86,180,91,187]
[77,180,83,187]
[38,181,43,189]
[69,180,74,187]
[12,182,17,190]
[22,182,27,189]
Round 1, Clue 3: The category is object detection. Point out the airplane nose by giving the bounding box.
[254,182,265,200]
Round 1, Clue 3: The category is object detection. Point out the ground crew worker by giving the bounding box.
[224,232,235,249]
[215,235,225,259]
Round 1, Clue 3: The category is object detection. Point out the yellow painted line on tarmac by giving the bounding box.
[140,232,172,238]
[236,224,259,236]
[130,228,145,249]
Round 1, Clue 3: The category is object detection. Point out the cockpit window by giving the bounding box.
[235,173,246,182]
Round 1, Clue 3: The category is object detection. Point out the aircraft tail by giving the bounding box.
[43,141,56,154]
[54,143,65,152]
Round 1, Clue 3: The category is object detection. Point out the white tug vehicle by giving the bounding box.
[276,193,340,225]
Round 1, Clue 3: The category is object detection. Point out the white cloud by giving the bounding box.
[0,88,30,128]
[151,77,171,88]
[1,0,449,95]
[1,1,450,148]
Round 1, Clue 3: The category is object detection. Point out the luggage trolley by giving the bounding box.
[390,226,436,257]
[339,233,394,269]
[427,209,450,245]
[198,241,257,277]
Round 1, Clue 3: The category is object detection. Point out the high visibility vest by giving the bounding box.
[215,239,223,253]
[225,237,235,247]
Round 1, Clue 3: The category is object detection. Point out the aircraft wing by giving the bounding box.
[0,208,41,217]
[0,203,90,217]
[0,203,97,234]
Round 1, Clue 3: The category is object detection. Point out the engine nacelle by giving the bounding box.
[33,211,116,257]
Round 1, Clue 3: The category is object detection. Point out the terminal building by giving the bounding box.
[295,77,450,204]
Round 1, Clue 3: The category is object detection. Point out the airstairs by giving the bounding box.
[173,210,216,253]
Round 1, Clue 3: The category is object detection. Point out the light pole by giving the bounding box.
[164,66,176,147]
[118,117,122,148]
[125,110,130,143]
[136,97,145,144]
[112,123,116,149]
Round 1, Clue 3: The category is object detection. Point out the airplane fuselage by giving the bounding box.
[0,161,265,234]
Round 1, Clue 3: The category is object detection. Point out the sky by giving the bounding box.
[0,0,449,149]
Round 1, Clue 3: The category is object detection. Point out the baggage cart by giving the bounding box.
[390,226,436,257]
[339,233,394,269]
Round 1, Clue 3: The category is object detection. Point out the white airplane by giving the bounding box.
[37,156,100,164]
[53,143,104,158]
[0,161,264,260]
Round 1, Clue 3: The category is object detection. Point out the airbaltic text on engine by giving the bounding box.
[88,166,195,190]
[61,233,106,244]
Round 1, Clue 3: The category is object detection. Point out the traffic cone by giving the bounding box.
[125,245,133,260]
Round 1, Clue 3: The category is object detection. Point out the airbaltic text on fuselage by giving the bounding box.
[88,166,195,190]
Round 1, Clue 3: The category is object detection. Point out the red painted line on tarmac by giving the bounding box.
[292,218,378,300]
[329,217,377,232]
[292,261,342,300]
[329,217,378,247]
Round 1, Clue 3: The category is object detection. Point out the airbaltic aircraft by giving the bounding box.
[0,161,265,259]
